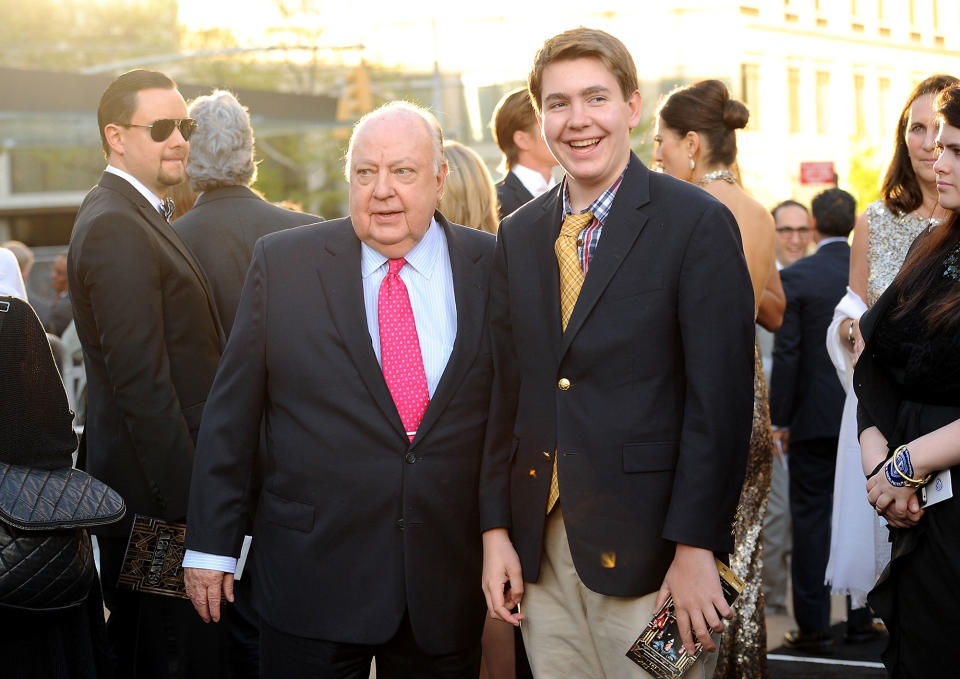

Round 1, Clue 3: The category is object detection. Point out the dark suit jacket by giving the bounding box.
[45,292,73,336]
[173,185,321,335]
[496,170,534,220]
[770,240,849,443]
[186,214,495,654]
[67,172,223,536]
[481,154,755,597]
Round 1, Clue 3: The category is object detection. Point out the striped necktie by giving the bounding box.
[547,210,593,513]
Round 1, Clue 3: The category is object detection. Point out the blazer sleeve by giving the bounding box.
[662,201,755,553]
[769,267,802,427]
[186,239,269,555]
[479,230,519,532]
[73,213,197,519]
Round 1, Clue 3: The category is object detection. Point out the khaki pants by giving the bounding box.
[520,510,719,679]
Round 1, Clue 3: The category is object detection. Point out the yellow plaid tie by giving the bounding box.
[547,210,594,513]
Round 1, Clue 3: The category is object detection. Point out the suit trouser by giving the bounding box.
[788,437,837,633]
[520,509,719,679]
[98,537,236,679]
[762,453,791,611]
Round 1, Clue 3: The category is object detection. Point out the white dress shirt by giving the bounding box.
[511,163,553,198]
[104,165,168,216]
[183,217,458,573]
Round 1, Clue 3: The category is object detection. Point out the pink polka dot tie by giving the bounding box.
[378,258,430,442]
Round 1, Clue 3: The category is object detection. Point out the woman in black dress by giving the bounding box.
[855,83,960,678]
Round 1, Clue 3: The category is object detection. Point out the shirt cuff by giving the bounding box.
[182,549,237,573]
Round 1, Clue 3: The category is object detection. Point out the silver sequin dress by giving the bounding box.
[864,201,937,306]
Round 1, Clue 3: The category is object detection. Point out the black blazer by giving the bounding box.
[67,172,223,535]
[173,185,322,335]
[496,170,535,220]
[186,214,494,654]
[769,240,850,443]
[481,154,755,597]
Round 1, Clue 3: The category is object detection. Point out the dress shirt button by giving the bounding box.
[542,451,552,461]
[405,452,417,464]
[558,378,571,391]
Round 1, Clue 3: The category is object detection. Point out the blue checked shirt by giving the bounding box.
[561,168,627,273]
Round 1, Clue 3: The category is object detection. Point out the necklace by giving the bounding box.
[697,169,737,186]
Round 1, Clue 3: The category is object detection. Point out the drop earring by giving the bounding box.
[689,157,695,171]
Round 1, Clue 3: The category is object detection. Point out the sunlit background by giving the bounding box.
[3,0,960,272]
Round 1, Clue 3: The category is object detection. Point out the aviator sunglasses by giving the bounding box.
[121,118,198,142]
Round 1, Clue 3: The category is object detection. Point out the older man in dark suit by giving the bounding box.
[173,89,321,334]
[771,188,860,653]
[481,29,754,679]
[183,101,495,678]
[67,69,228,676]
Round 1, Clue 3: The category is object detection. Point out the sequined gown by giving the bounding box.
[714,346,773,679]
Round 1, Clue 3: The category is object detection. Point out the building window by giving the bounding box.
[854,74,866,137]
[816,71,830,135]
[788,67,802,134]
[879,77,891,136]
[909,0,916,24]
[933,0,940,31]
[741,63,761,129]
[877,0,884,21]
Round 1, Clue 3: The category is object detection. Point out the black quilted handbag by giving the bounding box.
[0,464,125,611]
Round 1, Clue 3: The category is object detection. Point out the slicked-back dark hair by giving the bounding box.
[771,199,809,221]
[881,74,958,215]
[97,69,176,159]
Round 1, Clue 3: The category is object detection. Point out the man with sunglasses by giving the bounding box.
[67,69,230,677]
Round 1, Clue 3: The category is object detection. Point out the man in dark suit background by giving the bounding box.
[183,101,495,678]
[174,89,321,334]
[481,28,754,679]
[67,69,229,676]
[770,187,856,653]
[490,88,557,219]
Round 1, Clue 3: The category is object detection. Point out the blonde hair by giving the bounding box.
[438,141,498,234]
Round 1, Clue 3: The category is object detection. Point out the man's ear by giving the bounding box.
[513,128,532,152]
[103,123,125,158]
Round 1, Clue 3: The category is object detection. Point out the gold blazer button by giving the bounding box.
[558,378,571,390]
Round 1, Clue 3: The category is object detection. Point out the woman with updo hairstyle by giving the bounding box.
[655,79,781,679]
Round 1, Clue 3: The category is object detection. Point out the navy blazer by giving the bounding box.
[770,240,850,443]
[174,185,321,335]
[186,214,495,654]
[496,170,535,220]
[481,154,755,597]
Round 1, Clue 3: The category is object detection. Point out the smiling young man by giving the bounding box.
[67,69,228,676]
[480,28,756,679]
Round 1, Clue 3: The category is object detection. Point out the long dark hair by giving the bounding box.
[881,74,958,215]
[891,85,960,332]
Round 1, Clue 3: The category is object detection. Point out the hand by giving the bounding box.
[654,544,730,655]
[867,468,924,528]
[184,567,234,623]
[771,429,789,461]
[481,528,525,626]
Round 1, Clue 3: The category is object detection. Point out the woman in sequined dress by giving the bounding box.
[825,75,958,617]
[853,84,960,678]
[654,79,782,679]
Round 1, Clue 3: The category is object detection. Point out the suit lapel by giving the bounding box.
[527,191,565,358]
[413,215,487,443]
[315,220,407,440]
[99,173,226,347]
[559,155,652,359]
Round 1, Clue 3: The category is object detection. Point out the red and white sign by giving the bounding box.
[800,161,836,185]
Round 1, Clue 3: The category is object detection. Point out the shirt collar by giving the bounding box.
[360,216,445,280]
[105,165,166,214]
[511,164,552,197]
[817,236,848,250]
[561,166,628,224]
